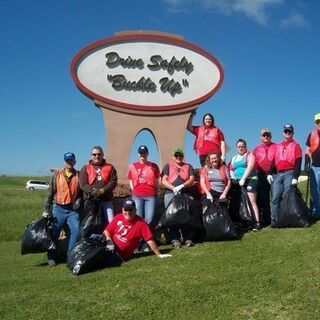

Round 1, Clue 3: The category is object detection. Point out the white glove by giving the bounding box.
[173,184,184,194]
[267,175,273,184]
[106,239,115,251]
[291,178,298,185]
[239,178,245,187]
[158,254,172,259]
[42,211,52,219]
[206,193,213,202]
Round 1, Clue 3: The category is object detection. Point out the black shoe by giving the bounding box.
[252,223,261,232]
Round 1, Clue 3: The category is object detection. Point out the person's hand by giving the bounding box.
[239,178,245,187]
[173,184,184,194]
[206,193,213,202]
[231,179,238,185]
[106,239,115,251]
[89,233,102,241]
[221,155,226,163]
[158,254,172,259]
[291,178,298,185]
[91,188,105,198]
[267,175,273,184]
[42,211,52,219]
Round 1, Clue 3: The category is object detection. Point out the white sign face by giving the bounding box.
[71,33,223,112]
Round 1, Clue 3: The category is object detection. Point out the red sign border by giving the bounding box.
[70,33,224,112]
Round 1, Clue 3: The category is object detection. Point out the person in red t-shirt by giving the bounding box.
[253,128,274,226]
[187,110,226,166]
[103,199,171,261]
[267,124,302,226]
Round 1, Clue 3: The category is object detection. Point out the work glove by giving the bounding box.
[206,193,213,202]
[291,178,298,185]
[173,184,184,195]
[239,178,246,187]
[42,211,52,219]
[304,154,311,173]
[91,188,105,199]
[267,175,273,184]
[106,239,115,251]
[158,254,172,259]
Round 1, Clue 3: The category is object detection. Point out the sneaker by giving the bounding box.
[172,240,182,249]
[185,240,194,247]
[140,243,150,252]
[252,223,261,232]
[48,260,57,267]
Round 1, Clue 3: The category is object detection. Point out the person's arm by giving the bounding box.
[220,141,226,162]
[186,110,196,133]
[147,239,172,259]
[220,179,231,199]
[240,153,255,182]
[43,173,56,214]
[200,176,211,197]
[102,166,118,193]
[293,158,302,179]
[79,165,94,194]
[161,174,175,191]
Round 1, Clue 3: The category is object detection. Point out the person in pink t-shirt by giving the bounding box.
[103,199,171,261]
[187,110,226,167]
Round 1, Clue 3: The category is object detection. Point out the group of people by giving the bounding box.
[42,110,320,267]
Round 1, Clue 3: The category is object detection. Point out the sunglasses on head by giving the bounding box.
[92,153,102,156]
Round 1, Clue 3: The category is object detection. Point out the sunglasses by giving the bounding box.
[92,153,102,156]
[174,154,183,158]
[283,130,293,134]
[262,133,271,137]
[315,121,320,125]
[124,208,134,213]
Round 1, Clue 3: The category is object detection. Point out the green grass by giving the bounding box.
[0,177,319,319]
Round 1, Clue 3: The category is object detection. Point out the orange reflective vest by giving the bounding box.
[199,165,228,194]
[55,169,79,205]
[308,129,320,155]
[128,162,157,188]
[194,126,221,154]
[86,162,112,185]
[168,160,190,183]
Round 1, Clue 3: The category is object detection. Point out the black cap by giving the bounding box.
[123,199,136,210]
[64,152,75,161]
[283,124,294,132]
[138,145,149,154]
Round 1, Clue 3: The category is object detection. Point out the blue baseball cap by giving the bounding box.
[123,199,136,210]
[64,152,75,161]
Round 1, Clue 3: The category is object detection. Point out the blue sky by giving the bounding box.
[0,0,319,176]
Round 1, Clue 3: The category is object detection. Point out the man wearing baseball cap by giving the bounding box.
[267,125,302,226]
[103,199,171,261]
[253,129,274,226]
[161,147,196,248]
[43,152,82,266]
[305,113,320,219]
[127,145,160,252]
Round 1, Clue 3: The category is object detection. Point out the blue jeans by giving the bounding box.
[164,192,194,243]
[48,204,80,262]
[100,201,114,224]
[310,166,320,217]
[271,170,294,223]
[132,196,156,225]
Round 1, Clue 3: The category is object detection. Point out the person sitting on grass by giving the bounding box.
[103,199,172,261]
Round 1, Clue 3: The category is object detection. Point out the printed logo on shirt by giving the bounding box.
[115,221,132,243]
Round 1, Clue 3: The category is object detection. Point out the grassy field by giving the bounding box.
[1,176,319,320]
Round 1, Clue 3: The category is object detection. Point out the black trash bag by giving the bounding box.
[202,200,239,241]
[156,193,190,228]
[273,185,311,228]
[67,238,122,275]
[21,217,56,255]
[80,200,106,239]
[239,187,255,223]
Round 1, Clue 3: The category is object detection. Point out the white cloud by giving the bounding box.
[162,0,284,25]
[279,13,311,30]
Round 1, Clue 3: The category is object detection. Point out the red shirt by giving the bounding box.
[192,126,225,156]
[253,143,274,172]
[128,162,160,197]
[105,213,153,261]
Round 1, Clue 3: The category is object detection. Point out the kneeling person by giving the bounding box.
[103,199,171,261]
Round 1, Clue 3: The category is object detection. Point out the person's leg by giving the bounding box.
[66,210,80,255]
[310,166,320,217]
[47,204,67,264]
[132,196,145,219]
[257,173,271,225]
[100,201,114,225]
[144,196,157,225]
[246,179,260,224]
[271,173,284,225]
[283,171,294,194]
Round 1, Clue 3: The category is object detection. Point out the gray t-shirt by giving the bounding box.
[207,167,230,193]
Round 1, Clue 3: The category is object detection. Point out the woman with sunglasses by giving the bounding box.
[79,146,117,228]
[161,148,195,248]
[187,110,226,167]
[267,124,302,226]
[199,152,231,203]
[229,139,261,231]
